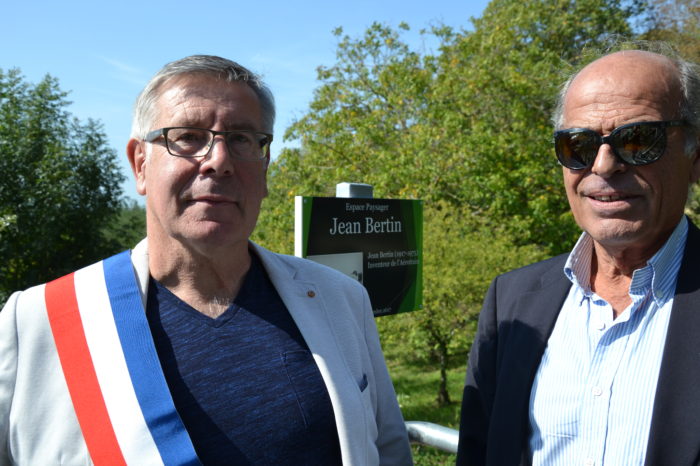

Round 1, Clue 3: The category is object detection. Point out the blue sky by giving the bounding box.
[2,0,490,202]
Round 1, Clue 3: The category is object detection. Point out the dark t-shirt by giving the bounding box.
[145,253,342,465]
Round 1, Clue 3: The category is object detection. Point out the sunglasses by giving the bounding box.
[553,120,686,170]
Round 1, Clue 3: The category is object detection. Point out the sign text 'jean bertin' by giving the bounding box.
[295,196,423,317]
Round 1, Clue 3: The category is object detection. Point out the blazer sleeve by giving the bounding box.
[360,287,413,465]
[456,254,570,466]
[456,277,499,466]
[0,292,20,466]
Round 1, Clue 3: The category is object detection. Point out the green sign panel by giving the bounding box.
[295,196,423,316]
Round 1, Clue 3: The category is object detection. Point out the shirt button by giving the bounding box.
[592,386,603,396]
[584,459,595,466]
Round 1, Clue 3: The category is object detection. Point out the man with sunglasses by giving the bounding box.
[457,43,700,466]
[0,55,412,465]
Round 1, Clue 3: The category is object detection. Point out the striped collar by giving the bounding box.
[564,216,688,308]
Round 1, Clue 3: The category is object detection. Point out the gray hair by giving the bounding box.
[552,40,700,156]
[131,55,276,138]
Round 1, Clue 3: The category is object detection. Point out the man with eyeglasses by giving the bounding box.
[457,42,700,466]
[0,55,412,465]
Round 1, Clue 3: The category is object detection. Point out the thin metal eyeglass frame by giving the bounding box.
[144,127,273,160]
[553,120,686,170]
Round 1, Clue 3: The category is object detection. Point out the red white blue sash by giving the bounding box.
[44,250,200,466]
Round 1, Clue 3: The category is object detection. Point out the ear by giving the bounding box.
[127,138,148,196]
[689,135,700,184]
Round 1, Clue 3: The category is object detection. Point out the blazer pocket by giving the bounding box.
[358,373,368,392]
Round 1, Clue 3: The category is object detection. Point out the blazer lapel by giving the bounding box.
[645,221,700,465]
[490,257,571,465]
[251,244,364,464]
[251,246,344,377]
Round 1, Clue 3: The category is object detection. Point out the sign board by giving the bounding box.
[295,196,422,316]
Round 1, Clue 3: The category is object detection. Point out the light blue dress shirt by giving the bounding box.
[528,217,688,466]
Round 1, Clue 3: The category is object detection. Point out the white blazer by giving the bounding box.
[0,239,412,465]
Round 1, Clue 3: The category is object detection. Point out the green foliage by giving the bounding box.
[252,154,297,254]
[426,0,639,253]
[101,199,147,252]
[261,0,639,257]
[252,0,647,406]
[0,69,125,302]
[687,184,700,226]
[280,22,442,201]
[641,0,700,61]
[382,339,465,464]
[256,0,641,404]
[639,0,700,222]
[377,203,544,404]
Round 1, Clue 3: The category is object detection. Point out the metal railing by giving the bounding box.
[405,421,459,454]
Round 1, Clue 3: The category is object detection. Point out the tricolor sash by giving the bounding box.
[44,250,201,466]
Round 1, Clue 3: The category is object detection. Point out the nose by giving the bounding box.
[591,143,626,178]
[199,136,234,176]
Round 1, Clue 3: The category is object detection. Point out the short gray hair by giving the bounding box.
[552,40,700,155]
[131,55,276,138]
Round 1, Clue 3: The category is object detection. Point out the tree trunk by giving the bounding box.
[436,342,452,406]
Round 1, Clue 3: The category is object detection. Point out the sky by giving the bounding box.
[2,0,490,203]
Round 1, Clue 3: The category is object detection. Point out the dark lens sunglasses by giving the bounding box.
[554,120,686,170]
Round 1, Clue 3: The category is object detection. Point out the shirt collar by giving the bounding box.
[564,216,688,307]
[564,233,594,295]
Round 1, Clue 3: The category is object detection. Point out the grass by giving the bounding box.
[382,343,467,465]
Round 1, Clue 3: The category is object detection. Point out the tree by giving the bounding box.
[639,0,700,223]
[255,0,644,405]
[0,69,125,302]
[642,0,700,60]
[262,0,640,256]
[425,0,643,253]
[255,0,642,403]
[377,203,544,405]
[255,22,436,253]
[101,199,147,252]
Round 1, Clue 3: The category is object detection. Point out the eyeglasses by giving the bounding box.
[144,127,272,160]
[553,120,686,170]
